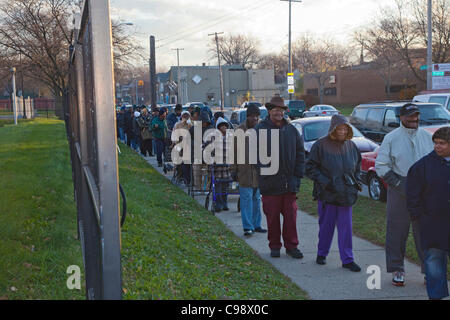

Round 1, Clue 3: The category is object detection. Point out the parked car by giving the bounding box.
[183,102,206,109]
[284,99,306,119]
[349,101,450,143]
[291,117,379,156]
[360,125,448,201]
[413,93,450,111]
[240,101,262,109]
[230,106,269,127]
[303,105,340,118]
[159,104,175,113]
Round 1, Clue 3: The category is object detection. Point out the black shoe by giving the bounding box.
[253,227,267,233]
[270,249,280,258]
[244,229,253,236]
[342,261,361,272]
[316,255,326,265]
[286,248,304,259]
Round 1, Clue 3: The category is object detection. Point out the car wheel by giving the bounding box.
[368,173,387,202]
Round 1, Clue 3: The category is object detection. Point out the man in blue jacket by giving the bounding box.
[406,126,450,300]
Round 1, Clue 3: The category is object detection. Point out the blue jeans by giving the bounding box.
[155,139,165,164]
[240,187,262,231]
[118,127,125,142]
[424,248,449,299]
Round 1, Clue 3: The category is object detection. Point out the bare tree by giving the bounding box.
[0,0,144,116]
[412,0,450,64]
[353,29,404,98]
[209,34,261,69]
[257,53,287,83]
[293,35,351,103]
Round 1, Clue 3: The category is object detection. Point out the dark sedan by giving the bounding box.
[291,116,379,154]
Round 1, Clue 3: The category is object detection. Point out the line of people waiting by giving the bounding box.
[118,98,449,300]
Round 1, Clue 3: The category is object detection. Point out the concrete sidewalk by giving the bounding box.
[140,153,448,300]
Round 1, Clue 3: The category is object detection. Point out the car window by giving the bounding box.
[230,112,238,122]
[351,108,368,122]
[383,109,398,126]
[418,104,450,123]
[288,101,305,109]
[321,106,335,111]
[303,121,330,141]
[366,108,385,124]
[310,106,318,111]
[240,112,246,123]
[429,96,447,107]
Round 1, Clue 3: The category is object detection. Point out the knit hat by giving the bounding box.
[246,104,261,117]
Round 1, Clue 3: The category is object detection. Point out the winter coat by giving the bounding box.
[124,111,133,132]
[255,116,305,196]
[305,115,362,207]
[166,112,180,131]
[375,124,434,195]
[132,114,141,137]
[151,116,167,140]
[230,121,259,188]
[137,114,152,140]
[406,151,450,251]
[189,111,214,164]
[211,117,232,180]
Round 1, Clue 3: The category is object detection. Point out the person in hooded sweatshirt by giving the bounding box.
[213,117,233,212]
[306,114,363,272]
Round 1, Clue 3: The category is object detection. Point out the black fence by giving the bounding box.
[63,0,122,300]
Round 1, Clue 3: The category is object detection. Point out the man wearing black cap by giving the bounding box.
[231,104,267,236]
[375,103,434,287]
[255,96,305,259]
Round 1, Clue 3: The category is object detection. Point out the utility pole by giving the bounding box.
[149,36,157,107]
[208,32,225,110]
[426,0,432,90]
[20,53,26,119]
[10,67,17,125]
[281,0,302,100]
[172,48,184,104]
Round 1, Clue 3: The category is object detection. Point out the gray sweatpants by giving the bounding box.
[385,187,425,273]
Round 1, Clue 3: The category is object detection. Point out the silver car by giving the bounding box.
[303,104,340,117]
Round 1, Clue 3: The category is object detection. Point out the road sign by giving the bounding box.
[288,85,295,94]
[432,63,450,90]
[287,73,294,86]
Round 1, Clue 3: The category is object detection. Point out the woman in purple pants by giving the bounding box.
[305,115,363,272]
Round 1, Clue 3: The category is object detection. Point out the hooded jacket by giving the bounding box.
[255,116,305,196]
[305,115,362,207]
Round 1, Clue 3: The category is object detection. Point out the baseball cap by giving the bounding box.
[399,103,420,117]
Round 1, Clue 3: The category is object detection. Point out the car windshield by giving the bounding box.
[418,104,450,124]
[303,121,363,142]
[239,108,268,123]
[247,102,262,108]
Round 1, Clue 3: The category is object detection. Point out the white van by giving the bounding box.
[413,93,450,111]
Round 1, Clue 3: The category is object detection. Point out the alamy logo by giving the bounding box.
[170,122,281,175]
[66,265,81,290]
[366,265,381,290]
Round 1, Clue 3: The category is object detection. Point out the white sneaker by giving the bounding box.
[392,271,405,287]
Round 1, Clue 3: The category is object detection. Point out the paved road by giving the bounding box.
[138,152,450,300]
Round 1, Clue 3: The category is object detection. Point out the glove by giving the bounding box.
[382,170,402,188]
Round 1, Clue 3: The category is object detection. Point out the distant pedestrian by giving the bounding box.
[137,107,153,157]
[306,114,363,272]
[375,103,434,286]
[167,104,183,131]
[255,96,305,259]
[117,106,126,142]
[231,104,266,236]
[172,111,193,184]
[132,110,141,151]
[406,126,450,300]
[151,108,168,167]
[124,106,133,146]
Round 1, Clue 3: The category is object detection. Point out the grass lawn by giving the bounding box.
[297,178,450,274]
[0,118,309,300]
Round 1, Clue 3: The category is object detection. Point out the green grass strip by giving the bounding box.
[0,119,308,300]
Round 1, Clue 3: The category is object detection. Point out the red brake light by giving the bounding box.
[322,111,327,114]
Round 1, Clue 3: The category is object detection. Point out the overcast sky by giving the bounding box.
[109,0,395,72]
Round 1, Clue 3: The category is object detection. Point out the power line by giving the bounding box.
[155,0,272,45]
[156,0,274,50]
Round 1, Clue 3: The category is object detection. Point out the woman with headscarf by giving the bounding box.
[305,114,363,272]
